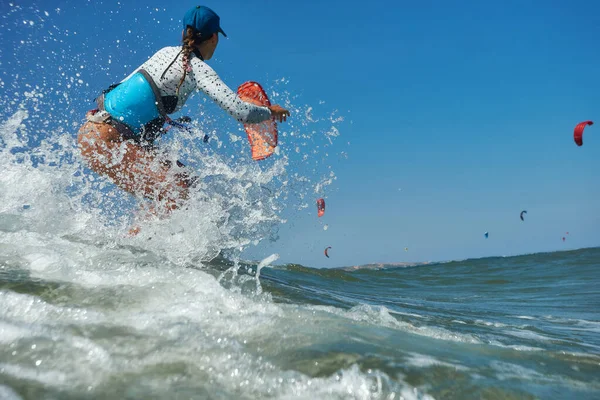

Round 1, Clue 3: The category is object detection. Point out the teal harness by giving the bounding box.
[93,49,207,145]
[95,69,180,145]
[103,71,164,132]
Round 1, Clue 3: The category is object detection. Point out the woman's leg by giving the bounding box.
[77,120,194,214]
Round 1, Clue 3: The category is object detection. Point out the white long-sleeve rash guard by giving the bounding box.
[125,46,272,124]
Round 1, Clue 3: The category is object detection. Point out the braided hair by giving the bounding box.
[176,27,198,96]
[160,28,213,95]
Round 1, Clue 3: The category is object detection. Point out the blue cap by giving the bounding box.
[182,6,227,39]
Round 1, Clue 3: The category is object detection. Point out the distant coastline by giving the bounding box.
[334,246,600,272]
[336,262,430,271]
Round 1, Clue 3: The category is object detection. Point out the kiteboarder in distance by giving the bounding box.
[520,210,527,221]
[77,6,290,232]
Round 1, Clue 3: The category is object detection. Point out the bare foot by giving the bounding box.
[127,226,141,237]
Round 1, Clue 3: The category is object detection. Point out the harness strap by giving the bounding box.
[159,47,205,82]
[86,110,139,142]
[160,49,183,81]
[138,69,168,118]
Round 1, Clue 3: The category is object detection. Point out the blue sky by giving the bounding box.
[1,0,599,267]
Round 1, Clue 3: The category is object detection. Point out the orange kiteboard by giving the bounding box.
[237,81,278,161]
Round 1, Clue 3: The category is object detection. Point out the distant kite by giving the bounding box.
[317,198,325,217]
[574,121,593,146]
[324,246,332,258]
[562,237,566,242]
[404,247,408,252]
[520,210,527,221]
[484,232,489,239]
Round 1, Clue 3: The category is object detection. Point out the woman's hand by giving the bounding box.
[268,105,290,122]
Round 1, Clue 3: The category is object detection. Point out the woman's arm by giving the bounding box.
[191,59,272,124]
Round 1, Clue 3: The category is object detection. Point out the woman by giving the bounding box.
[77,5,290,222]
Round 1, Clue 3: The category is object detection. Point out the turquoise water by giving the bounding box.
[1,240,599,399]
[258,248,600,399]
